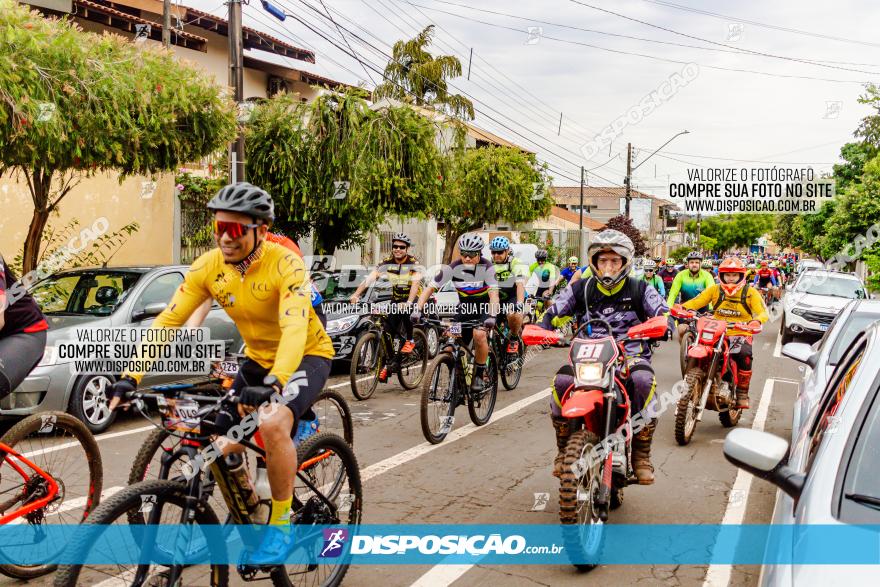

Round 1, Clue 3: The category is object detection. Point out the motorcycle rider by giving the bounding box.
[642,259,666,297]
[667,252,715,340]
[679,257,768,409]
[657,258,678,292]
[540,230,669,484]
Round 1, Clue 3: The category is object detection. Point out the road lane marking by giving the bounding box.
[773,333,782,358]
[364,387,549,483]
[702,376,778,587]
[410,564,477,587]
[10,486,123,525]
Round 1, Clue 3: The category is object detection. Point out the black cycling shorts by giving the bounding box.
[213,354,331,434]
[0,330,47,399]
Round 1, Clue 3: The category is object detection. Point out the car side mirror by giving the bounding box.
[723,429,805,499]
[782,342,818,369]
[133,302,168,321]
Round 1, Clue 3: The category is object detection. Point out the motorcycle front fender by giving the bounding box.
[561,389,604,419]
[688,345,712,360]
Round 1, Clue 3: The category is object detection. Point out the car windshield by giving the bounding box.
[30,271,141,316]
[314,270,385,302]
[793,275,865,298]
[829,314,880,365]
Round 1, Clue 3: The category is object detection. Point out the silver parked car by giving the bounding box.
[780,269,868,343]
[783,299,880,441]
[724,323,880,586]
[4,266,241,433]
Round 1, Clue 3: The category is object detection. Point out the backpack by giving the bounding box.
[713,283,753,318]
[583,276,648,324]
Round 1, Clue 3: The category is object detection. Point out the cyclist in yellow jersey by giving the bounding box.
[108,182,334,564]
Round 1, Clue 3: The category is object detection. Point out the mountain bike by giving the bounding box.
[54,384,361,587]
[0,411,102,579]
[419,319,498,444]
[492,314,524,390]
[349,303,429,400]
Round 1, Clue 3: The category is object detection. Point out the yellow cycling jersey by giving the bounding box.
[126,242,334,384]
[682,283,768,337]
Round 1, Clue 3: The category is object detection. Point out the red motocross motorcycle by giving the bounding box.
[669,304,762,445]
[525,315,668,569]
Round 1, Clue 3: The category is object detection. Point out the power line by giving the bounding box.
[416,0,880,70]
[408,1,874,84]
[283,0,629,192]
[567,0,878,76]
[640,0,880,50]
[317,0,375,84]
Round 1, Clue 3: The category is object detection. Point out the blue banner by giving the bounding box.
[1,524,879,565]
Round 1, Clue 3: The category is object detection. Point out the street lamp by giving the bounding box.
[632,130,689,173]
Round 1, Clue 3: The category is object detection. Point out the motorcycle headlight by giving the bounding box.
[325,315,359,335]
[576,362,605,385]
[37,345,58,367]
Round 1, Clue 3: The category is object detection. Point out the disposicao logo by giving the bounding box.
[320,528,349,558]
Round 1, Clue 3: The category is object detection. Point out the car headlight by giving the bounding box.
[576,362,605,385]
[791,307,808,317]
[37,345,58,367]
[326,315,359,335]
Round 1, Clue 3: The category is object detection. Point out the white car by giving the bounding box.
[781,270,869,343]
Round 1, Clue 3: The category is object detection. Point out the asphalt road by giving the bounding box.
[1,311,805,587]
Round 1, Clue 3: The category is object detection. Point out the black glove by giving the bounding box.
[109,376,137,401]
[239,377,282,408]
[482,316,496,330]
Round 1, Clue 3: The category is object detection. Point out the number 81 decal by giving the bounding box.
[576,343,602,360]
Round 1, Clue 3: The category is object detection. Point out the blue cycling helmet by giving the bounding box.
[489,236,510,252]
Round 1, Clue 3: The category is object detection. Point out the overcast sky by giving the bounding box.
[186,0,880,199]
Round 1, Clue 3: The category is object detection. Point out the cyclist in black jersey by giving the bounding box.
[0,254,49,400]
[351,233,423,382]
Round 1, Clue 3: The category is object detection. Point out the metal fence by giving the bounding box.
[180,201,214,265]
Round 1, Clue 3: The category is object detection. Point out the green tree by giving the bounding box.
[247,91,444,254]
[437,146,551,262]
[687,214,774,252]
[374,25,474,120]
[832,141,877,193]
[602,215,648,256]
[0,1,236,273]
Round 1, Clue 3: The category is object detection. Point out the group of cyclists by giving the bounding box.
[0,179,788,574]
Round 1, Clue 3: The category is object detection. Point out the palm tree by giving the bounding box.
[374,25,475,120]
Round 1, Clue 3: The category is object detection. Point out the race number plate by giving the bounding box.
[448,322,462,336]
[220,361,239,376]
[167,398,201,432]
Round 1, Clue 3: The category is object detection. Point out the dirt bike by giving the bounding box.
[530,315,668,570]
[669,305,762,445]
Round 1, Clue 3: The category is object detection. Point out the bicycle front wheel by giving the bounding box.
[468,351,498,426]
[0,411,102,580]
[420,353,457,444]
[349,332,383,400]
[397,328,429,390]
[277,432,362,587]
[53,479,229,587]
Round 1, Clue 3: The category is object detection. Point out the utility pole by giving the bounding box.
[162,0,171,47]
[228,0,246,182]
[578,166,585,259]
[625,142,632,218]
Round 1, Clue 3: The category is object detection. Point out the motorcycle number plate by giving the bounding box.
[575,342,602,360]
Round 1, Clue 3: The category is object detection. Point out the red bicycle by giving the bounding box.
[0,411,102,579]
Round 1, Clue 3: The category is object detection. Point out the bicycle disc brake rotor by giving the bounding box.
[24,475,64,523]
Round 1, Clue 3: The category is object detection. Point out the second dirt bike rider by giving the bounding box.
[679,256,768,409]
[540,230,669,484]
[667,251,715,340]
